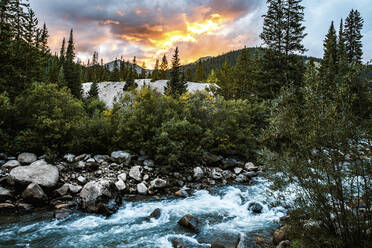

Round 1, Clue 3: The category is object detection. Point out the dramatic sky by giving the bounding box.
[32,0,372,68]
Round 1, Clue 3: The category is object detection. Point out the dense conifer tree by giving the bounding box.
[151,59,160,82]
[193,60,205,82]
[344,9,364,64]
[160,54,168,79]
[110,59,120,81]
[165,47,186,97]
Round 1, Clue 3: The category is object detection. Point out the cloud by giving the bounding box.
[31,0,264,67]
[31,0,371,67]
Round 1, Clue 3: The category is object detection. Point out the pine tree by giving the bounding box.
[160,54,168,79]
[165,47,186,97]
[214,60,235,99]
[57,66,66,87]
[64,29,80,98]
[185,67,193,82]
[337,19,348,75]
[59,37,66,65]
[194,60,204,82]
[140,62,147,79]
[234,48,252,98]
[283,0,307,56]
[110,59,120,81]
[344,9,364,64]
[320,22,337,84]
[88,82,99,98]
[260,0,285,53]
[151,59,160,82]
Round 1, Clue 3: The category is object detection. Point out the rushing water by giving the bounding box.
[0,178,288,248]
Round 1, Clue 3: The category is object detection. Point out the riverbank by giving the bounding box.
[0,151,260,217]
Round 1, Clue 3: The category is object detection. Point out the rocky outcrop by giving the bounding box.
[0,150,261,217]
[273,225,289,245]
[178,214,201,233]
[9,160,59,188]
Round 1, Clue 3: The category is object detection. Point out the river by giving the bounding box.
[0,178,288,248]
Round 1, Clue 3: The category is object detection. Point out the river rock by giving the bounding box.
[222,158,238,169]
[111,151,131,164]
[143,160,155,167]
[193,167,204,180]
[175,189,189,198]
[178,214,200,233]
[54,209,73,219]
[148,208,161,220]
[64,154,75,163]
[2,160,20,169]
[150,178,167,188]
[235,174,248,183]
[211,168,223,180]
[9,160,59,188]
[94,155,110,163]
[79,180,113,214]
[86,158,99,170]
[0,186,12,202]
[22,183,47,202]
[115,179,126,191]
[273,225,289,245]
[118,173,127,182]
[129,166,142,181]
[74,154,86,161]
[245,162,258,172]
[77,176,87,184]
[277,240,290,248]
[244,171,258,178]
[56,184,70,196]
[17,153,37,164]
[211,242,226,248]
[76,161,86,169]
[222,170,233,179]
[234,167,243,174]
[137,182,148,195]
[248,202,263,214]
[68,184,82,194]
[0,203,16,213]
[143,174,149,181]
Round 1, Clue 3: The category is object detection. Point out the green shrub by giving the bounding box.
[14,83,86,156]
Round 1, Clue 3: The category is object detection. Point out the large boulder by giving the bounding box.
[17,153,37,164]
[137,182,148,195]
[111,151,131,164]
[193,167,204,180]
[178,214,201,233]
[2,160,20,169]
[245,162,259,172]
[79,180,118,215]
[118,173,127,182]
[94,155,110,163]
[129,166,142,181]
[22,183,48,202]
[147,208,161,220]
[150,178,167,188]
[9,160,59,188]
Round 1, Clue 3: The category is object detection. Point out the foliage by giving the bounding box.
[14,83,86,156]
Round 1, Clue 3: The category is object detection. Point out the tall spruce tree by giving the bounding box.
[64,29,80,98]
[344,9,364,64]
[110,59,120,81]
[337,19,348,76]
[320,22,337,84]
[165,47,186,97]
[88,82,99,98]
[151,59,160,82]
[59,37,66,65]
[160,54,168,79]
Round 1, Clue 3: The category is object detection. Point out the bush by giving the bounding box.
[14,83,87,156]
